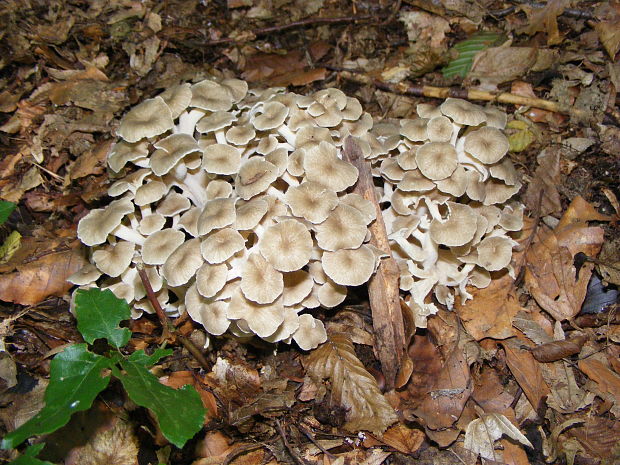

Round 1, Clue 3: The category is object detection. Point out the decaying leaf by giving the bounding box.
[464,413,533,461]
[503,339,550,411]
[523,146,562,216]
[518,0,569,45]
[531,334,587,363]
[304,333,397,435]
[578,358,620,406]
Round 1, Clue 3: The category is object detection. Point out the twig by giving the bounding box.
[295,423,337,459]
[275,420,308,465]
[339,71,588,119]
[136,263,210,371]
[488,3,595,20]
[342,136,405,390]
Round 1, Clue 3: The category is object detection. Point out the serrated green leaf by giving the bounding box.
[118,359,205,448]
[128,348,174,366]
[74,288,131,349]
[442,32,504,79]
[0,201,16,225]
[1,345,112,449]
[8,444,55,465]
[0,230,21,264]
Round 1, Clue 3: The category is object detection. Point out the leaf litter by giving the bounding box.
[0,0,619,464]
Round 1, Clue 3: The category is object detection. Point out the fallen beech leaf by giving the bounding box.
[531,334,587,363]
[578,358,620,405]
[68,140,113,181]
[503,340,550,411]
[519,0,569,45]
[464,413,533,461]
[0,242,86,305]
[523,146,562,216]
[595,20,620,59]
[365,423,424,454]
[304,333,398,435]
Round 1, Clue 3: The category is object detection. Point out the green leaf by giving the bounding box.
[117,359,205,448]
[1,344,112,449]
[8,444,55,465]
[442,32,504,79]
[0,200,16,225]
[0,230,21,264]
[128,348,174,366]
[74,288,131,349]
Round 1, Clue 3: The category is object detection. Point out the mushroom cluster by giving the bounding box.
[370,99,523,327]
[70,78,383,350]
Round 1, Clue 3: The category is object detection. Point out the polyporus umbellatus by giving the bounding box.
[71,78,381,350]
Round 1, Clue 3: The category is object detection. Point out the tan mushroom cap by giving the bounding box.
[151,133,201,176]
[158,83,192,119]
[77,198,134,246]
[303,141,358,192]
[284,181,338,224]
[185,283,230,335]
[400,118,428,142]
[475,235,514,271]
[463,127,509,164]
[434,165,469,197]
[427,116,453,142]
[142,229,186,265]
[108,140,150,173]
[118,96,174,143]
[429,202,478,246]
[489,158,520,185]
[282,270,314,306]
[240,252,284,304]
[483,179,521,205]
[398,169,436,192]
[416,103,442,119]
[201,144,241,175]
[139,214,165,236]
[235,158,278,200]
[380,158,406,182]
[252,101,289,131]
[178,207,201,237]
[340,193,376,224]
[469,266,492,288]
[262,306,301,343]
[440,98,486,126]
[162,238,203,287]
[342,97,363,120]
[482,107,508,129]
[233,198,269,230]
[201,227,245,264]
[196,111,236,133]
[134,181,167,206]
[196,262,228,298]
[107,169,150,197]
[156,192,191,216]
[296,126,333,149]
[322,245,376,286]
[259,219,312,272]
[92,241,135,277]
[317,280,347,308]
[226,125,256,145]
[314,204,368,251]
[265,148,289,177]
[221,78,248,103]
[228,288,285,338]
[499,204,524,231]
[256,135,279,155]
[190,80,233,111]
[197,198,236,235]
[68,263,101,285]
[292,314,327,350]
[416,142,458,180]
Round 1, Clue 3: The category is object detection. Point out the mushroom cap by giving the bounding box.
[108,140,150,173]
[296,126,333,149]
[196,111,236,133]
[416,103,442,119]
[221,78,249,103]
[284,181,338,224]
[303,141,358,192]
[475,235,514,271]
[262,306,301,343]
[440,98,486,126]
[77,198,134,246]
[398,169,435,192]
[228,288,285,338]
[134,181,167,206]
[483,179,521,205]
[205,179,233,200]
[156,192,191,216]
[197,198,236,235]
[240,253,284,304]
[426,116,453,142]
[92,241,135,277]
[233,198,269,230]
[499,204,524,231]
[200,227,245,264]
[259,219,313,272]
[252,101,289,131]
[415,142,458,180]
[68,263,101,285]
[489,158,520,185]
[235,158,278,200]
[380,158,406,182]
[190,80,234,111]
[292,314,327,350]
[151,133,201,176]
[196,262,228,298]
[201,144,241,175]
[314,204,368,251]
[463,127,509,164]
[118,96,174,143]
[400,118,428,142]
[142,229,186,265]
[482,107,508,129]
[282,270,314,306]
[226,125,256,145]
[185,283,230,335]
[162,238,203,287]
[158,83,192,119]
[317,280,347,308]
[429,202,478,246]
[339,193,376,224]
[396,148,418,171]
[265,148,289,177]
[178,207,201,237]
[434,165,469,197]
[321,245,376,286]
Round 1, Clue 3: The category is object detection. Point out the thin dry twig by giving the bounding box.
[276,420,308,465]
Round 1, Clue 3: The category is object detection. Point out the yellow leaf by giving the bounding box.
[0,231,21,264]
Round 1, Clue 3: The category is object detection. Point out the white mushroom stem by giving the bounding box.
[176,109,206,135]
[280,171,300,187]
[241,145,257,161]
[450,122,463,146]
[411,228,439,270]
[112,224,146,246]
[266,185,287,203]
[276,123,297,146]
[455,137,489,181]
[139,205,152,218]
[214,129,227,145]
[172,169,209,207]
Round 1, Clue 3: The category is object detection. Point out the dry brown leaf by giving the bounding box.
[68,139,113,181]
[595,20,620,59]
[565,416,620,461]
[472,368,515,414]
[531,334,587,363]
[364,423,425,454]
[0,239,86,305]
[464,413,533,462]
[455,273,521,341]
[304,333,398,435]
[578,358,620,405]
[503,340,550,411]
[523,146,562,216]
[519,0,569,45]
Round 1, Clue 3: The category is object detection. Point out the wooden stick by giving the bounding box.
[342,136,406,390]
